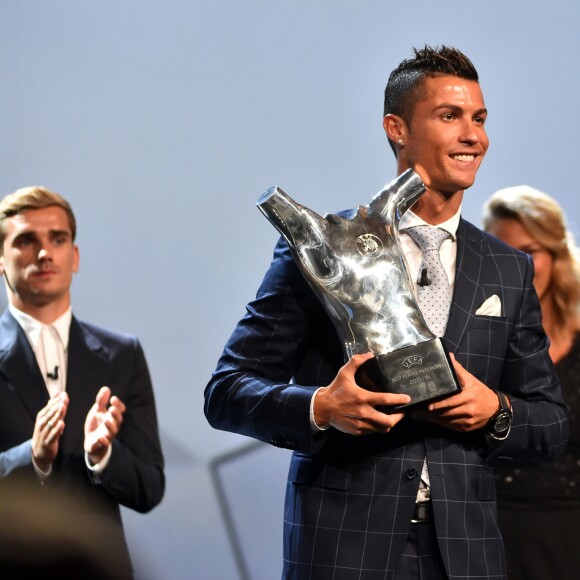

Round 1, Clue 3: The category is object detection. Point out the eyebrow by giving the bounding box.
[13,228,72,240]
[434,104,488,117]
[48,229,72,237]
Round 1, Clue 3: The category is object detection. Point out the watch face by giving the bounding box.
[494,412,511,433]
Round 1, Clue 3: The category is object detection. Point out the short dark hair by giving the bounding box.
[383,45,480,153]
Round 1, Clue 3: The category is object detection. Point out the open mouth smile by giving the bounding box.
[451,154,476,162]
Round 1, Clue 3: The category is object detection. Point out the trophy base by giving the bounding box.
[355,338,460,413]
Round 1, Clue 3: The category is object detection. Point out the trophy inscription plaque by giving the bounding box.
[256,169,460,411]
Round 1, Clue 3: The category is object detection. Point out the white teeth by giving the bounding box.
[453,154,474,161]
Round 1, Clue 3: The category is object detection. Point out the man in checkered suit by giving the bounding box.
[205,46,568,579]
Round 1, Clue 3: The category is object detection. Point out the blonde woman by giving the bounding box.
[483,186,580,580]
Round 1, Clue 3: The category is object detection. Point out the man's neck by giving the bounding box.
[409,188,464,225]
[9,298,71,325]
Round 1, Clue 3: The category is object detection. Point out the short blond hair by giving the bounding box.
[0,186,77,248]
[483,185,580,337]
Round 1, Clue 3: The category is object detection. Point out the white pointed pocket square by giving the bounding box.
[475,294,501,317]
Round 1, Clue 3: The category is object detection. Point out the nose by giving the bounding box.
[37,245,52,261]
[459,119,481,145]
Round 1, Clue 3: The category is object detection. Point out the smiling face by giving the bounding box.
[385,75,489,200]
[0,206,79,319]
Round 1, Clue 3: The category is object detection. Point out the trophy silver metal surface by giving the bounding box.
[257,169,459,411]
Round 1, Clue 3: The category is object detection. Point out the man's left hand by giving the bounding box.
[84,386,126,464]
[412,353,500,431]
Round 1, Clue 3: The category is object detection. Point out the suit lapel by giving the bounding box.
[0,310,49,418]
[444,219,488,352]
[61,317,108,451]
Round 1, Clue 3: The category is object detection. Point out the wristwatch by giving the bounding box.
[485,391,512,440]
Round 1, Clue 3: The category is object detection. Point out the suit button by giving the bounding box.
[406,467,418,480]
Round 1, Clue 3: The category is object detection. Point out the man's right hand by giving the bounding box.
[32,392,69,473]
[313,352,411,435]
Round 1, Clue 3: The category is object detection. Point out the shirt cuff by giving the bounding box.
[31,449,52,482]
[310,387,331,432]
[85,445,113,476]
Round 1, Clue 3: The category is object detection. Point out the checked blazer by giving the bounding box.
[205,218,569,580]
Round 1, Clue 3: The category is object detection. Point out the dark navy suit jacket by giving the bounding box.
[0,310,165,574]
[205,218,569,580]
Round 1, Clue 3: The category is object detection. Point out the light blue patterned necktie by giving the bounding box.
[405,225,452,337]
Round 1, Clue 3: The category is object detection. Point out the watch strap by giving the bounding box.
[486,390,512,440]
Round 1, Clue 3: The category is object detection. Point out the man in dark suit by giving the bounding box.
[204,46,568,579]
[0,186,164,578]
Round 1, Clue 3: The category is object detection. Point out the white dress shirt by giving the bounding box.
[9,303,71,397]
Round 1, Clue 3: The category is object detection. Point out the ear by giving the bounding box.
[0,253,4,276]
[383,114,407,144]
[72,245,80,274]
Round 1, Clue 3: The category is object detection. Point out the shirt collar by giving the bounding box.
[9,304,72,350]
[400,207,461,241]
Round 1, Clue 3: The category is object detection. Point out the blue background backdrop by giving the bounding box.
[1,2,579,578]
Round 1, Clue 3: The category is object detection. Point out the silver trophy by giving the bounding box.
[257,169,459,411]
